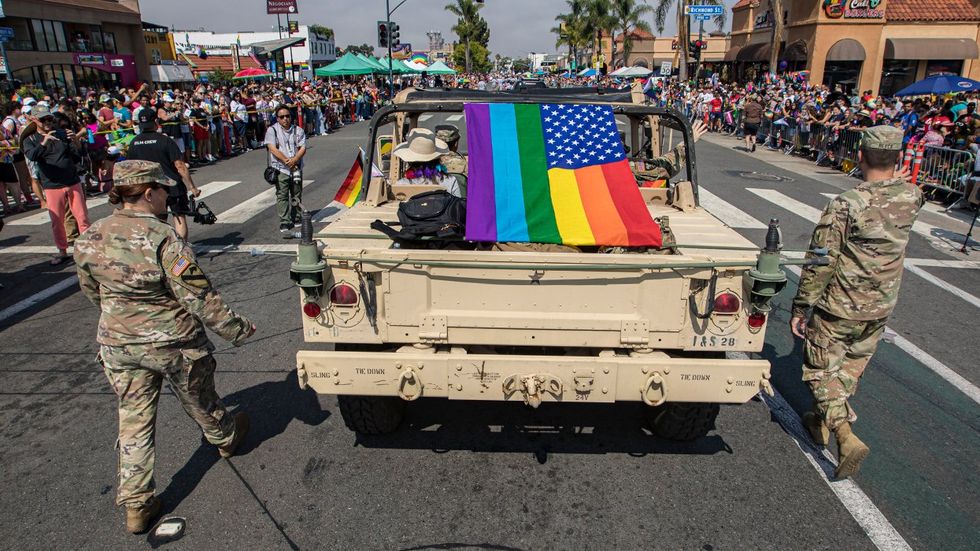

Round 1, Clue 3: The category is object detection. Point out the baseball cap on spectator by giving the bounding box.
[137,108,158,131]
[23,97,37,106]
[33,104,53,119]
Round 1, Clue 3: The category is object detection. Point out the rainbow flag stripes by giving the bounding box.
[464,103,662,247]
[334,150,363,207]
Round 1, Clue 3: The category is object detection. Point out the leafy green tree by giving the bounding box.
[611,0,653,68]
[585,0,616,70]
[308,24,334,40]
[340,43,376,56]
[511,57,531,73]
[445,0,485,72]
[452,42,491,73]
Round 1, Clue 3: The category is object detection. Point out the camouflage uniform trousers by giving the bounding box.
[99,338,237,508]
[803,308,887,430]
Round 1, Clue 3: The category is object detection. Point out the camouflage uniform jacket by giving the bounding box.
[792,177,924,321]
[640,143,686,180]
[74,210,252,347]
[440,151,467,176]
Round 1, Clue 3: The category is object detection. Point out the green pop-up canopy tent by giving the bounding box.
[378,57,417,74]
[424,61,456,75]
[356,54,386,72]
[314,52,377,76]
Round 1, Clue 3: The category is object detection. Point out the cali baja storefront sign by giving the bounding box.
[824,0,884,19]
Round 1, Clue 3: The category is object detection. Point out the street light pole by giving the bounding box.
[385,0,410,101]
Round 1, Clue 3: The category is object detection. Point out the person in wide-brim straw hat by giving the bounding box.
[393,128,460,197]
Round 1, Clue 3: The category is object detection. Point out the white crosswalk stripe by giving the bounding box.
[9,196,110,226]
[698,187,767,229]
[217,180,313,224]
[418,114,433,121]
[7,180,243,226]
[746,188,824,222]
[446,114,464,121]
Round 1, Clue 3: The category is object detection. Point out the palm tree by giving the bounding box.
[611,0,653,68]
[584,0,615,72]
[553,0,591,71]
[652,0,725,82]
[445,0,484,72]
[768,0,782,74]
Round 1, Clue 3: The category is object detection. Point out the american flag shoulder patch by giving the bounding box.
[170,256,192,277]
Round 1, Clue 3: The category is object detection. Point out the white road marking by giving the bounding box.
[697,187,767,229]
[905,258,980,269]
[736,355,912,551]
[197,180,242,198]
[418,114,433,121]
[746,188,824,222]
[816,195,964,251]
[0,276,79,323]
[217,180,313,224]
[9,197,110,226]
[783,265,980,406]
[446,114,464,121]
[903,263,980,309]
[7,180,242,226]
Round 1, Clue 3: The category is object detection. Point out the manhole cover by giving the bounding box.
[735,171,794,182]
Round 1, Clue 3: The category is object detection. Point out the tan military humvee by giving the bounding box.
[291,87,813,439]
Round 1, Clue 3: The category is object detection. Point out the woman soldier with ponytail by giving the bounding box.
[73,160,257,535]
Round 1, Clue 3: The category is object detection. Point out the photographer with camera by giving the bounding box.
[22,104,91,265]
[126,109,201,240]
[264,105,306,238]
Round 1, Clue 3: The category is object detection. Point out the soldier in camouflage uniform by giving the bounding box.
[435,124,467,176]
[790,125,924,479]
[73,160,256,534]
[634,119,708,182]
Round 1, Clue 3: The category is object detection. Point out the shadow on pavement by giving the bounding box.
[158,370,328,513]
[355,400,732,461]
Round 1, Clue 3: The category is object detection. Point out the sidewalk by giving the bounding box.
[700,132,979,259]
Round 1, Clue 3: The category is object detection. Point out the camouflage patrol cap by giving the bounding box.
[434,124,460,143]
[113,160,176,188]
[862,125,904,151]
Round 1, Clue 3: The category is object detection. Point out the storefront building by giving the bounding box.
[729,0,980,95]
[0,0,150,93]
[599,30,730,75]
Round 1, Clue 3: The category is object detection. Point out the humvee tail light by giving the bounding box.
[713,292,741,314]
[303,301,322,318]
[329,283,359,306]
[747,312,766,329]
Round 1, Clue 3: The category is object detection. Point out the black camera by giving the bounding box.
[188,194,217,225]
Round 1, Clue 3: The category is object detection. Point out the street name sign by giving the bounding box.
[685,5,724,16]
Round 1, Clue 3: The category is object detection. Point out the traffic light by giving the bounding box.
[390,22,400,48]
[378,21,389,48]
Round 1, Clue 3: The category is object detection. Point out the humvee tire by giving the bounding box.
[337,395,405,434]
[647,403,720,441]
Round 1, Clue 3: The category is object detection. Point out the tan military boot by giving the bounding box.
[126,496,161,534]
[218,411,250,458]
[802,411,830,447]
[834,422,870,479]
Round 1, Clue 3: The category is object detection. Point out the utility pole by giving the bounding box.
[386,0,393,99]
[285,13,296,81]
[694,18,704,83]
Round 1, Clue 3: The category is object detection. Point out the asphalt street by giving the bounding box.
[0,114,977,550]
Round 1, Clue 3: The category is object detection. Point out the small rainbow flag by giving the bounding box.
[333,148,381,207]
[464,103,661,247]
[334,151,364,207]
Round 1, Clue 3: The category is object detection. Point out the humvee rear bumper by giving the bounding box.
[296,349,772,405]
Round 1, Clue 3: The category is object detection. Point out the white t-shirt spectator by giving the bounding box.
[264,122,306,175]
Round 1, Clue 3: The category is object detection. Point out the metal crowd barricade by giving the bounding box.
[809,123,832,163]
[916,146,976,204]
[757,118,773,146]
[836,129,864,176]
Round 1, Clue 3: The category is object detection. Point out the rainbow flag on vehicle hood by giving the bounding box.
[464,103,662,247]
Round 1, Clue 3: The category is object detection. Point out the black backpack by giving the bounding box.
[371,190,467,245]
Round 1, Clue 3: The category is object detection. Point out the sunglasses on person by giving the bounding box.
[277,114,291,119]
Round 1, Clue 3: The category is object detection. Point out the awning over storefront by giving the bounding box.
[826,39,865,61]
[884,38,979,60]
[150,63,195,83]
[736,42,771,62]
[250,37,306,56]
[723,46,741,62]
[784,40,808,62]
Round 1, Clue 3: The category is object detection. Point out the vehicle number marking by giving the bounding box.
[691,335,737,348]
[575,392,590,400]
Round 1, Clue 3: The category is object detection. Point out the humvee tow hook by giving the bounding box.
[502,374,564,408]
